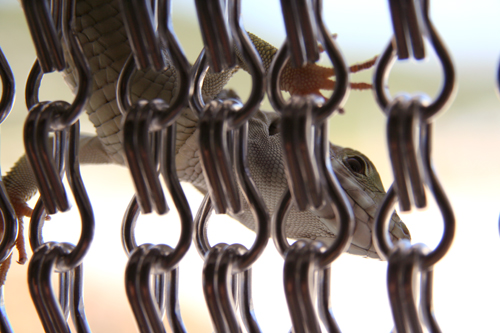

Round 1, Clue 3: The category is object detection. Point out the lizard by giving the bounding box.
[1,0,410,285]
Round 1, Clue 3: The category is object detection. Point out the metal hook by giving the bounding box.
[0,47,15,124]
[272,119,354,268]
[20,0,65,73]
[125,244,186,333]
[28,243,90,333]
[419,258,441,333]
[0,177,18,264]
[203,243,232,333]
[317,266,342,333]
[122,122,193,270]
[27,121,95,272]
[388,0,425,60]
[386,96,426,212]
[70,264,92,332]
[268,0,349,124]
[280,95,323,211]
[0,286,13,333]
[387,241,438,333]
[283,240,323,333]
[198,100,241,215]
[24,102,69,214]
[373,0,456,120]
[122,100,168,215]
[194,121,269,272]
[374,122,455,266]
[119,0,191,128]
[203,244,258,333]
[280,0,319,67]
[23,0,91,129]
[190,0,265,130]
[238,265,261,333]
[194,0,235,73]
[119,0,165,71]
[226,0,265,130]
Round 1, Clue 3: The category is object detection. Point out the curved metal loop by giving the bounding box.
[116,54,135,114]
[317,266,341,333]
[237,261,261,333]
[0,47,15,124]
[373,0,456,120]
[419,259,441,333]
[387,96,427,212]
[119,0,164,71]
[122,124,193,270]
[188,49,208,118]
[23,0,92,131]
[190,0,265,130]
[0,286,13,333]
[280,95,323,211]
[386,241,440,333]
[268,0,350,124]
[0,46,17,282]
[202,244,230,332]
[123,100,168,215]
[272,120,354,268]
[20,0,65,73]
[225,0,266,129]
[283,240,324,333]
[202,244,258,333]
[28,242,91,333]
[118,0,191,130]
[24,102,69,214]
[0,179,18,264]
[22,0,91,129]
[388,0,425,60]
[280,0,319,67]
[194,0,235,73]
[194,121,270,272]
[125,243,186,333]
[198,100,241,215]
[374,123,455,267]
[28,121,95,272]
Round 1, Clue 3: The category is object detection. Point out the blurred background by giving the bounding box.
[1,0,500,332]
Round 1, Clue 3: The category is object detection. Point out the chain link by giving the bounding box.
[372,0,456,331]
[18,0,95,330]
[0,45,17,333]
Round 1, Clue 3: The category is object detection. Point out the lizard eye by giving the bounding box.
[345,156,366,175]
[269,119,280,136]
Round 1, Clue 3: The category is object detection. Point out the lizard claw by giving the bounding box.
[8,200,49,266]
[280,53,377,98]
[281,63,335,97]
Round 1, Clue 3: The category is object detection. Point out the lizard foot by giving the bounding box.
[0,254,12,287]
[9,200,49,265]
[281,54,378,98]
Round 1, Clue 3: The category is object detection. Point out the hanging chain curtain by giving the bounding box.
[0,0,460,332]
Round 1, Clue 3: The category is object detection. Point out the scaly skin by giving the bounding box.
[1,0,410,285]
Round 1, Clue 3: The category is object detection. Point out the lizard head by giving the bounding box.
[241,109,410,259]
[327,144,411,258]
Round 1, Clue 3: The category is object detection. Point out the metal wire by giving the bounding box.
[5,0,460,331]
[372,1,456,330]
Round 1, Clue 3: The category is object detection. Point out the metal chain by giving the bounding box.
[372,0,456,331]
[118,1,194,331]
[3,0,460,331]
[19,0,94,331]
[0,45,17,333]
